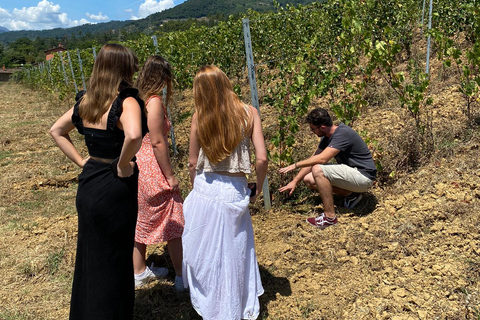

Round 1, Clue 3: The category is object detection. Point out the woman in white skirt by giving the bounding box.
[182,65,268,320]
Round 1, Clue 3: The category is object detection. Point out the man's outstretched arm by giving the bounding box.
[278,147,339,195]
[279,147,339,174]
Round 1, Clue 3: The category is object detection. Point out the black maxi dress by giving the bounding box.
[69,88,146,320]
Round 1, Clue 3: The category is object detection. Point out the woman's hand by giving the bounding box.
[117,161,135,178]
[167,176,180,191]
[80,157,90,168]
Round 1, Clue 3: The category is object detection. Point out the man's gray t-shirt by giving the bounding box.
[317,123,377,180]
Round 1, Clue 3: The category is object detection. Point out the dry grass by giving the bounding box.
[1,53,480,320]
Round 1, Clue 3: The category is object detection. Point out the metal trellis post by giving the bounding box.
[421,0,426,28]
[163,86,178,155]
[242,18,271,210]
[58,52,69,86]
[425,0,433,74]
[67,51,78,92]
[151,35,159,54]
[47,59,53,88]
[77,49,86,90]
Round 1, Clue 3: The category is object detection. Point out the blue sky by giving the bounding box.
[0,0,187,31]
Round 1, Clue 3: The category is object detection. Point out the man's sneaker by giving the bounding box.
[306,213,337,229]
[344,192,363,209]
[135,264,169,288]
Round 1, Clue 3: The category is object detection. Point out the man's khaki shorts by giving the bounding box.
[318,164,374,193]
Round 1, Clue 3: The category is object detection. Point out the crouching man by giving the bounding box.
[278,108,376,228]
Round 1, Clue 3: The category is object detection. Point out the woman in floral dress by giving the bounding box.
[133,56,185,291]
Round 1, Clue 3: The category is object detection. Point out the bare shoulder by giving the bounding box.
[146,95,163,107]
[122,96,140,109]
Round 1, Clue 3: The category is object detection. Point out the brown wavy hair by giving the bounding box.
[79,44,138,123]
[193,65,253,164]
[134,55,173,109]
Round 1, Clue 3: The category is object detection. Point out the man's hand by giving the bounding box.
[279,180,298,195]
[278,163,296,174]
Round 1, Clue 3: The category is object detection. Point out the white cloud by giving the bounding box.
[86,12,109,22]
[70,18,91,27]
[0,7,11,19]
[0,0,93,31]
[133,0,174,19]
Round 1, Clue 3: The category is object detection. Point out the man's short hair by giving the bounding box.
[305,108,333,127]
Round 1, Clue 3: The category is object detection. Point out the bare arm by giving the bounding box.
[116,97,143,177]
[279,147,339,174]
[49,107,88,168]
[278,147,339,195]
[250,106,268,202]
[188,112,200,185]
[145,97,179,190]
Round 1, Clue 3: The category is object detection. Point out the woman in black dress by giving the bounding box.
[50,43,146,320]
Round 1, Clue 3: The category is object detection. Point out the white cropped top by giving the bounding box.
[196,133,252,174]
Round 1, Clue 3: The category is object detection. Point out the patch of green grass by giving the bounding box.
[0,310,36,320]
[21,221,38,231]
[298,299,316,318]
[0,159,12,167]
[8,120,43,128]
[20,262,38,278]
[5,220,22,231]
[18,199,44,211]
[0,150,14,161]
[46,248,65,276]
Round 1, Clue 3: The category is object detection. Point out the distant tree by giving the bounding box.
[9,37,34,63]
[0,44,7,67]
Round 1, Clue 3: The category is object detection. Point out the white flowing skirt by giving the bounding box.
[182,172,264,320]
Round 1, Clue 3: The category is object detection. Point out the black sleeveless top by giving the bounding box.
[72,88,148,159]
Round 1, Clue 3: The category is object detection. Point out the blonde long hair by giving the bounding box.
[134,55,173,109]
[193,65,253,164]
[79,44,138,123]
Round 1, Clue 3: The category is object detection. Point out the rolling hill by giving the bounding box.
[0,0,318,44]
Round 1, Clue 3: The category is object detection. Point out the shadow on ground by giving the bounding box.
[257,265,292,319]
[335,191,378,216]
[133,253,291,319]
